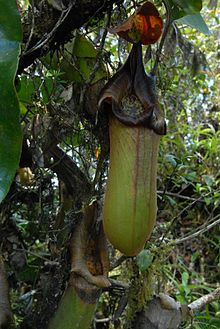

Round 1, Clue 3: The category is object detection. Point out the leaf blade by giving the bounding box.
[0,1,22,202]
[177,13,211,35]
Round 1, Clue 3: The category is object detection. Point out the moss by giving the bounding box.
[120,242,174,328]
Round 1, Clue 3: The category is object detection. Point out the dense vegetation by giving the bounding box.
[0,0,219,328]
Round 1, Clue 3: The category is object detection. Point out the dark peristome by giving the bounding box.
[98,43,166,135]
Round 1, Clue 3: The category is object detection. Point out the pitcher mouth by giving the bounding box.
[98,43,166,135]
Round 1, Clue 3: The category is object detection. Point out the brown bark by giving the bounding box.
[0,258,11,329]
[133,290,220,329]
[47,145,92,203]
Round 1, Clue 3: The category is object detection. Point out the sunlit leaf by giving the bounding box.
[42,33,106,84]
[169,0,211,35]
[177,13,211,35]
[182,271,189,287]
[0,1,22,202]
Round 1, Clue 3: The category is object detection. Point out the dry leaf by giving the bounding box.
[109,2,163,45]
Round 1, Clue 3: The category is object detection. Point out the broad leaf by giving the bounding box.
[172,0,202,15]
[0,1,22,202]
[177,13,211,35]
[18,75,55,105]
[42,33,107,84]
[168,0,203,21]
[136,250,153,272]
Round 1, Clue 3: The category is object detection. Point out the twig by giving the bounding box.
[157,190,206,202]
[188,287,220,314]
[94,317,110,323]
[108,278,130,291]
[157,187,220,245]
[175,213,220,244]
[151,0,172,76]
[158,197,202,246]
[23,0,35,53]
[16,249,59,265]
[160,163,179,201]
[110,255,127,270]
[79,6,112,107]
[23,3,73,56]
[113,293,128,321]
[84,0,108,30]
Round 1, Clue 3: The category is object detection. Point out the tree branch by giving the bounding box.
[188,287,220,314]
[18,0,120,73]
[175,213,220,244]
[133,288,220,329]
[46,145,92,203]
[151,0,172,76]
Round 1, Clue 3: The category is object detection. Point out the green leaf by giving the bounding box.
[168,0,202,21]
[17,76,36,104]
[42,33,107,84]
[17,265,39,283]
[202,175,214,187]
[182,271,189,287]
[72,33,98,58]
[177,13,211,35]
[165,154,177,167]
[48,287,95,329]
[172,0,202,15]
[136,250,153,272]
[0,1,22,202]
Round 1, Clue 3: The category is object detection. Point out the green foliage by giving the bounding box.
[17,75,56,105]
[177,14,211,35]
[136,249,153,272]
[43,33,107,84]
[163,257,220,328]
[167,0,211,34]
[48,287,96,329]
[0,1,22,202]
[172,0,202,14]
[168,0,202,20]
[0,0,219,328]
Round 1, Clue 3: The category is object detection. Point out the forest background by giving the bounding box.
[0,0,220,328]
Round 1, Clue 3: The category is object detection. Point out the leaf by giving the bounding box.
[0,1,22,202]
[72,33,97,58]
[42,33,107,84]
[109,1,163,45]
[181,271,189,287]
[172,0,202,15]
[168,0,205,23]
[136,250,153,271]
[177,13,211,35]
[202,174,213,187]
[48,286,96,329]
[17,265,39,283]
[165,154,177,167]
[17,76,35,104]
[18,74,55,105]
